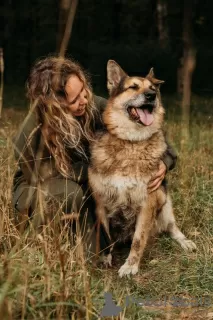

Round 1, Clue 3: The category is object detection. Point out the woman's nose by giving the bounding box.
[79,90,88,105]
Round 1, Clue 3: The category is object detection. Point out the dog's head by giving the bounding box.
[103,60,165,141]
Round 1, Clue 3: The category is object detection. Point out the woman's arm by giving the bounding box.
[162,139,177,171]
[148,141,177,192]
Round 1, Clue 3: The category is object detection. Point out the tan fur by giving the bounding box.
[88,60,196,277]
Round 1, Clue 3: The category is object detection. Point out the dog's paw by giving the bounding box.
[118,261,138,277]
[179,239,197,252]
[100,253,112,267]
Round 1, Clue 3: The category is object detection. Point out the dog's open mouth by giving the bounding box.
[127,104,154,126]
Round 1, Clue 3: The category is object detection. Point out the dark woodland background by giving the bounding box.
[0,0,213,99]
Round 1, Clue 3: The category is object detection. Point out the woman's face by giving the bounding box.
[65,75,88,117]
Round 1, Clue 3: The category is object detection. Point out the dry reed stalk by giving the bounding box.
[61,213,79,221]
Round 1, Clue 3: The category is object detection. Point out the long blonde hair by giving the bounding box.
[26,56,97,178]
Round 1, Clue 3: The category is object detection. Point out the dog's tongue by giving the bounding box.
[135,108,154,126]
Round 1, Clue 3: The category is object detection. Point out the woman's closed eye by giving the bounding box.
[70,96,78,105]
[69,87,85,105]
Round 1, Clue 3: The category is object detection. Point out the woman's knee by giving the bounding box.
[12,184,36,213]
[41,178,84,213]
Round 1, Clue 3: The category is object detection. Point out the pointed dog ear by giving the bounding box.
[107,60,127,94]
[146,67,165,87]
[152,78,165,87]
[146,67,155,79]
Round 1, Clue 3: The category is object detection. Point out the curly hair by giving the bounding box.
[26,56,97,178]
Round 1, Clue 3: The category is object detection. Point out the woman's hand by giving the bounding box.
[148,160,167,193]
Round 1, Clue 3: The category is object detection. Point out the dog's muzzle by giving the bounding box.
[125,94,156,126]
[144,91,156,102]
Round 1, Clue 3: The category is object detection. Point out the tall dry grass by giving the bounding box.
[0,96,213,319]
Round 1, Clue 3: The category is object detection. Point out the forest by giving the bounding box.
[1,0,213,94]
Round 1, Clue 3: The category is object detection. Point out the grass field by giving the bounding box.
[0,94,213,319]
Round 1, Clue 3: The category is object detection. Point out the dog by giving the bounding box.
[88,60,196,277]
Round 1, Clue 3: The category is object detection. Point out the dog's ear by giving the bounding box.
[146,67,155,79]
[107,60,127,94]
[146,67,165,87]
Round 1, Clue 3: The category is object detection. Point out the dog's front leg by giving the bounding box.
[93,192,114,266]
[118,197,156,277]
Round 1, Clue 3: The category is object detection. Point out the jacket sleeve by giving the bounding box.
[13,110,41,186]
[93,95,108,131]
[94,95,107,113]
[162,138,177,171]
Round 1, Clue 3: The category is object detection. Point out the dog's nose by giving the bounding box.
[144,91,156,102]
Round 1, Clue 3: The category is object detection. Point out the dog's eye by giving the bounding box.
[128,84,139,90]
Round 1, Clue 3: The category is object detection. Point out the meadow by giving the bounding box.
[0,90,213,319]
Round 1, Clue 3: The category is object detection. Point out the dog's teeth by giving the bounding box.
[131,107,137,116]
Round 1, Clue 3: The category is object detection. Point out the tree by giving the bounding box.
[57,0,71,53]
[0,48,4,118]
[181,0,196,143]
[58,0,79,57]
[156,0,169,49]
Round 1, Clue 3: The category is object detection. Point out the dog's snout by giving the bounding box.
[144,91,156,102]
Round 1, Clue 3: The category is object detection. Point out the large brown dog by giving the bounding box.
[88,60,196,277]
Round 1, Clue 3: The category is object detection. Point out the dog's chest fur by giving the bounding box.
[90,129,166,176]
[89,130,167,241]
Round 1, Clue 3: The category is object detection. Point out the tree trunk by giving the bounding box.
[58,0,78,57]
[156,0,168,49]
[0,48,4,118]
[177,57,184,94]
[181,0,196,144]
[57,0,71,53]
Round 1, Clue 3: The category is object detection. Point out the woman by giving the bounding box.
[12,56,177,252]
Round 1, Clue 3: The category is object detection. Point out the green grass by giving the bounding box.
[0,93,213,319]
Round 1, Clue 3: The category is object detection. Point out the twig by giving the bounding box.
[60,213,79,220]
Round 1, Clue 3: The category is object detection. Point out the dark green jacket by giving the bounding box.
[13,95,177,191]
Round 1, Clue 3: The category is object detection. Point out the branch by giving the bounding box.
[59,0,79,57]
